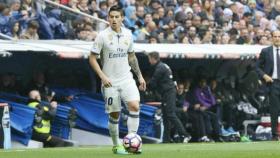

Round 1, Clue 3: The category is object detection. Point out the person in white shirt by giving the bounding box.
[89,5,146,154]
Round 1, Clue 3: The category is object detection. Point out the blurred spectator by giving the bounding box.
[0,3,11,34]
[194,76,222,142]
[136,20,157,41]
[149,0,162,13]
[187,26,197,44]
[21,0,34,14]
[27,71,51,101]
[77,0,90,14]
[174,10,187,25]
[258,35,270,45]
[124,5,137,30]
[47,9,67,39]
[201,29,213,44]
[107,0,117,9]
[76,27,96,41]
[76,27,88,40]
[0,0,277,45]
[175,0,191,14]
[184,19,192,30]
[67,0,79,12]
[67,17,85,39]
[268,0,280,20]
[260,17,272,31]
[27,71,73,103]
[143,12,153,26]
[243,12,253,26]
[222,8,233,31]
[148,33,159,43]
[165,0,177,12]
[7,20,21,39]
[9,0,21,17]
[199,0,214,20]
[245,0,257,15]
[192,15,201,29]
[20,20,39,39]
[221,33,230,44]
[136,5,145,26]
[98,1,108,20]
[193,35,201,44]
[89,0,99,15]
[179,35,190,44]
[271,15,280,31]
[0,73,23,95]
[237,28,253,44]
[164,18,177,43]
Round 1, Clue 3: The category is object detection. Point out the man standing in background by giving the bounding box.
[147,51,191,143]
[256,30,280,141]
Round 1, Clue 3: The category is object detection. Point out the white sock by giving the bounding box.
[127,111,140,133]
[108,116,121,146]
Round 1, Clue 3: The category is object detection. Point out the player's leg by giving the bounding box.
[108,112,121,147]
[127,101,140,133]
[102,86,128,154]
[120,79,140,134]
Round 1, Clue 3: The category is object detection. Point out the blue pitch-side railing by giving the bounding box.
[0,89,158,145]
[0,92,75,144]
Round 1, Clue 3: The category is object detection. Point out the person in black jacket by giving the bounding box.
[256,30,280,141]
[27,90,73,147]
[147,51,190,143]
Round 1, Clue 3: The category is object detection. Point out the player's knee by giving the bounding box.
[128,102,140,112]
[109,112,120,119]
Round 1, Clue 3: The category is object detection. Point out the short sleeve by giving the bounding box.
[91,33,103,55]
[127,32,134,53]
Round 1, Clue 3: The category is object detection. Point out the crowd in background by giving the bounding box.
[0,0,279,44]
[0,0,277,142]
[140,63,264,142]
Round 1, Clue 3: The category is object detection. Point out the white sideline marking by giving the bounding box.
[0,147,103,153]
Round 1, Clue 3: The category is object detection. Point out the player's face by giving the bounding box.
[272,31,280,47]
[108,11,124,32]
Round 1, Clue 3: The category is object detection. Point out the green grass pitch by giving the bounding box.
[1,142,280,158]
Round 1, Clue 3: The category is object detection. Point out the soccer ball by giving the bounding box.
[123,133,142,153]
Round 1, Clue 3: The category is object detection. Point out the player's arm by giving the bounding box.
[89,53,112,87]
[128,52,146,91]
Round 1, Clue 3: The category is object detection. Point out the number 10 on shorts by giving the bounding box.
[106,97,113,105]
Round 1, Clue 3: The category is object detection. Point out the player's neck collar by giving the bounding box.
[110,27,123,34]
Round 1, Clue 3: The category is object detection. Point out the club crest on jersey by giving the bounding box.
[108,34,113,41]
[124,40,129,46]
[92,42,98,50]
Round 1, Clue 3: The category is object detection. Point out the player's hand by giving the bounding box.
[138,76,146,91]
[263,74,273,83]
[102,76,112,88]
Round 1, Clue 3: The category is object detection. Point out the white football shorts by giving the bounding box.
[102,78,140,113]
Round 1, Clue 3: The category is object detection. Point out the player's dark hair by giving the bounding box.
[109,5,124,16]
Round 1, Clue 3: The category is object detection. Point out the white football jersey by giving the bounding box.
[91,27,134,84]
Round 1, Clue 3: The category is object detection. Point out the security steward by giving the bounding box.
[28,90,73,147]
[147,51,191,143]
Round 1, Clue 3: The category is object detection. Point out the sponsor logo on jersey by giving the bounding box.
[109,52,127,58]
